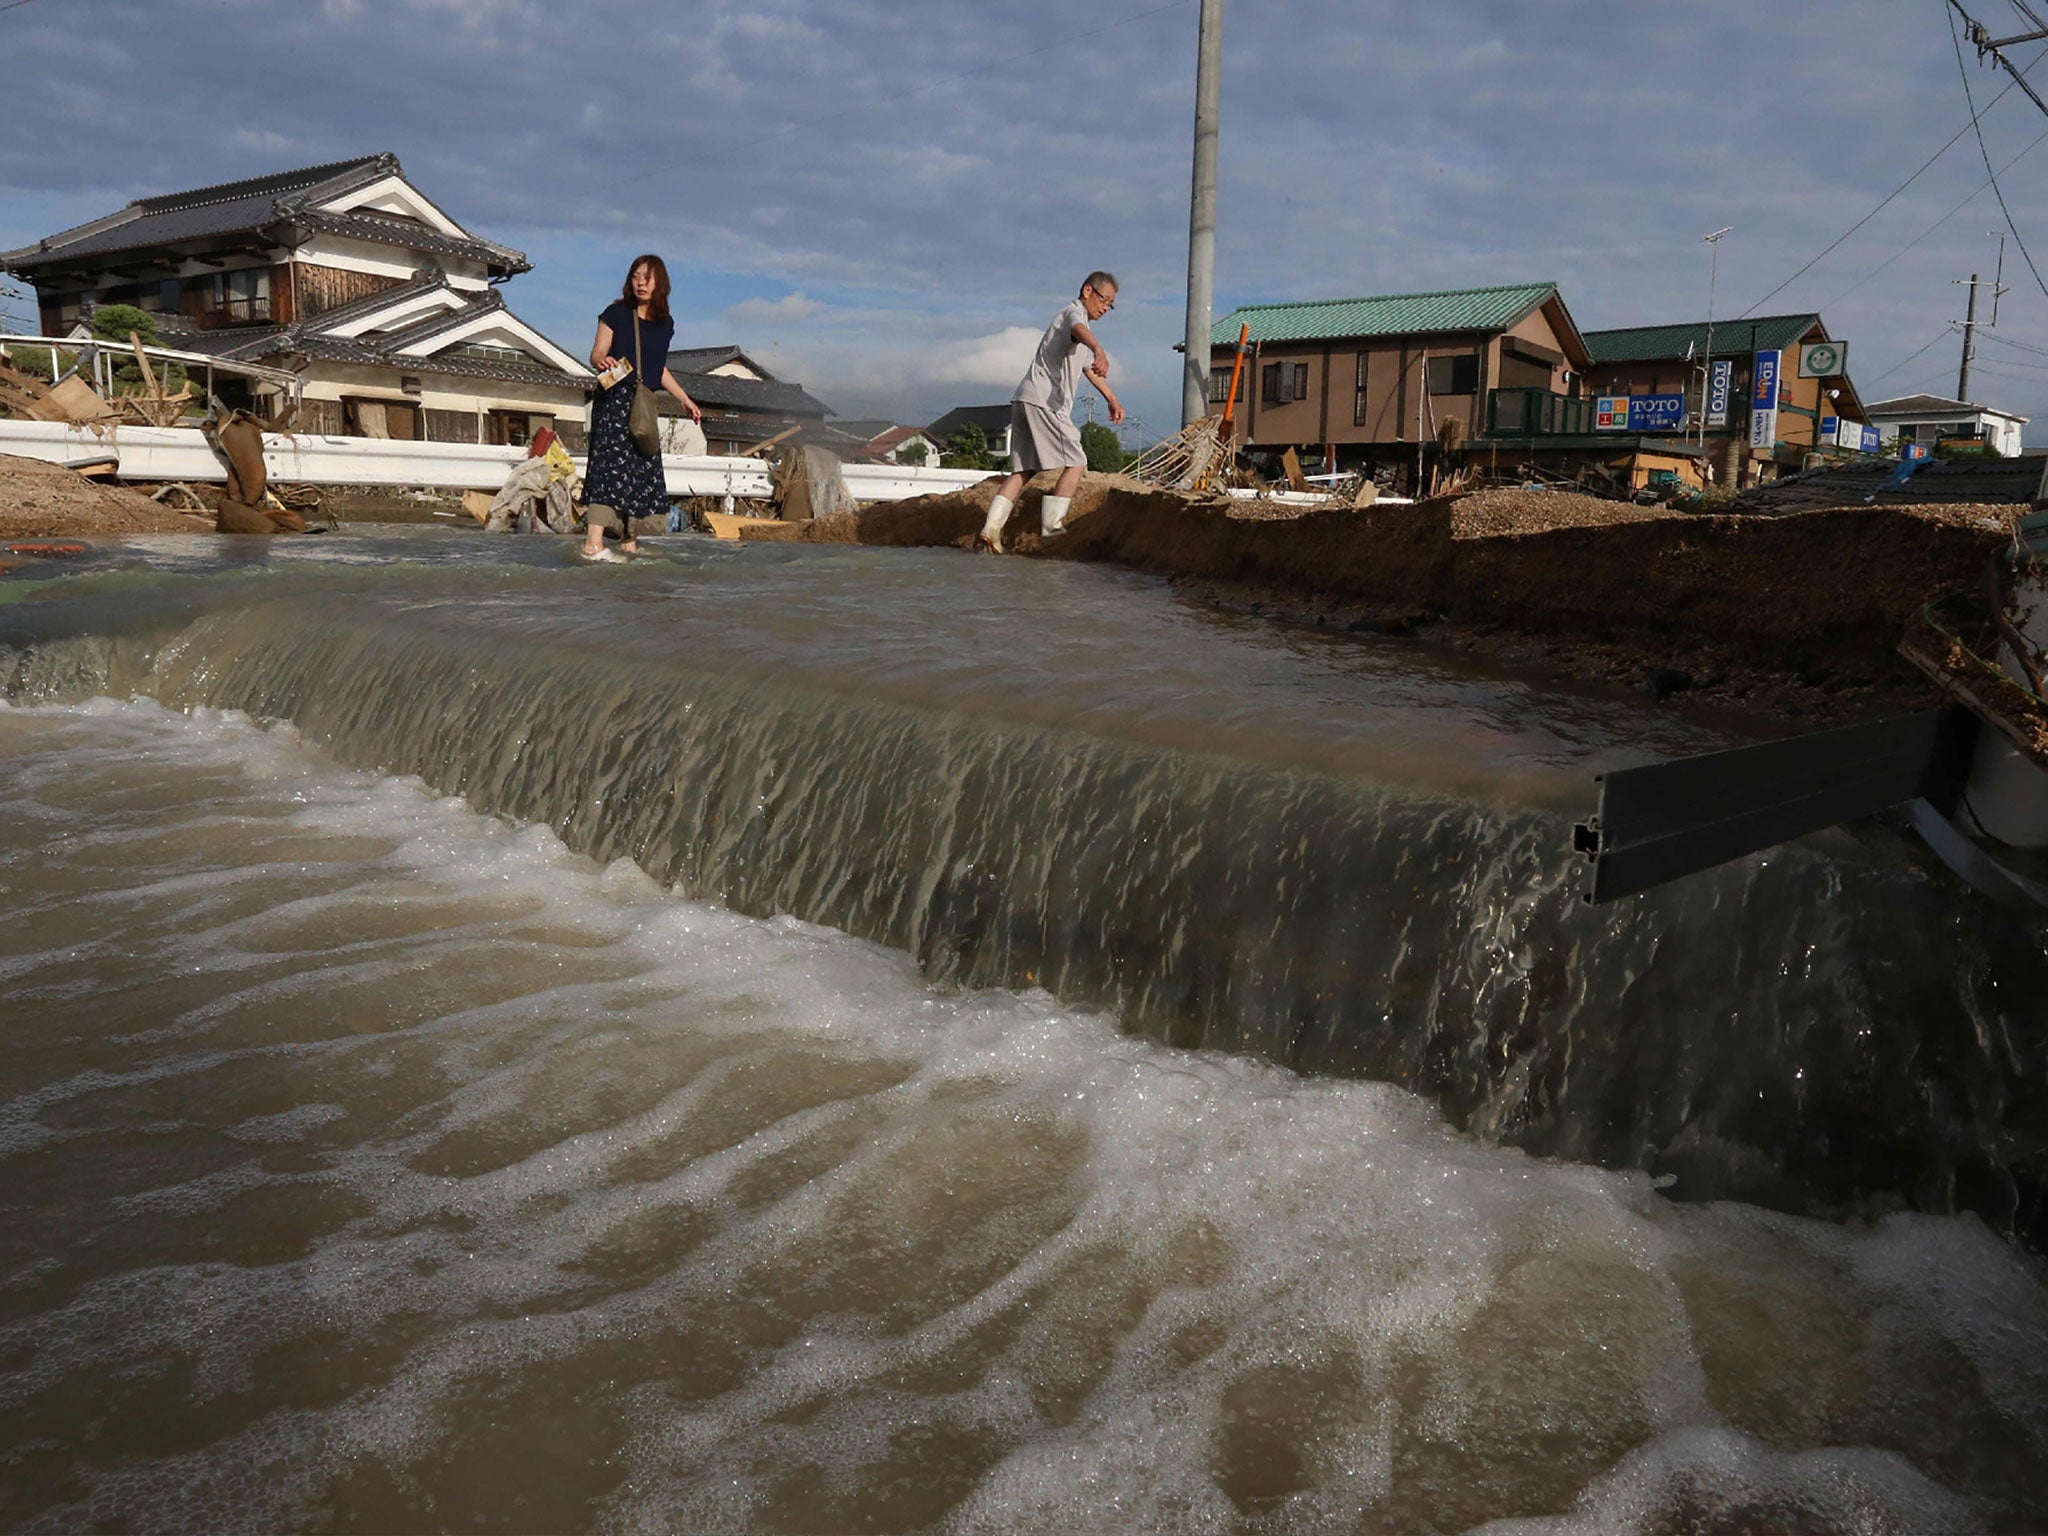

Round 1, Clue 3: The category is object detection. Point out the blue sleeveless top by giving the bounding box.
[598,300,673,392]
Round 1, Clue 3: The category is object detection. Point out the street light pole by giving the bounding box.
[1181,0,1223,428]
[1697,227,1731,456]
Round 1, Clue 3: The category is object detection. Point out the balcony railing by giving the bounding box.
[1485,387,1593,437]
[194,298,273,330]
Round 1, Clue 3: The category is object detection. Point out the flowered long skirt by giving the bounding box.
[582,380,669,533]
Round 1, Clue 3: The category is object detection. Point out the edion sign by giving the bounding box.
[1749,349,1782,451]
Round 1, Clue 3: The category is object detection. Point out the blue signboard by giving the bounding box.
[1626,393,1687,431]
[1596,393,1687,431]
[1750,349,1782,450]
[1862,425,1880,453]
[1705,359,1733,427]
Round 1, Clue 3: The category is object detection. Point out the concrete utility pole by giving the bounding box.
[1697,227,1731,454]
[1958,271,1980,402]
[1181,0,1223,428]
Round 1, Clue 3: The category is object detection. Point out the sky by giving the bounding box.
[3,0,2047,445]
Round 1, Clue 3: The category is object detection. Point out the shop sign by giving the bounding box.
[1704,359,1733,427]
[1829,419,1878,452]
[1595,393,1687,431]
[1798,340,1847,378]
[1749,349,1781,450]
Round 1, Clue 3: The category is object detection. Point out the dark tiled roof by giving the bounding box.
[292,207,527,274]
[198,286,588,391]
[1,152,528,277]
[674,368,830,417]
[1583,315,1821,364]
[1866,392,2028,421]
[1731,453,2045,511]
[929,404,1012,439]
[832,418,898,439]
[666,344,756,374]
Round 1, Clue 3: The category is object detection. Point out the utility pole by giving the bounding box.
[1957,271,1981,401]
[1181,0,1223,428]
[1697,227,1731,453]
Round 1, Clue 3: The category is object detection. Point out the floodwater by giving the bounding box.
[1,530,2044,1533]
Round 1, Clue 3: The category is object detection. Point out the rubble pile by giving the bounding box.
[1728,454,2044,515]
[0,453,208,539]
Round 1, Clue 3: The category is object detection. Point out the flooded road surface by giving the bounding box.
[1,531,2044,1531]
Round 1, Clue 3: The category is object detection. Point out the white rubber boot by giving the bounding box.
[1039,494,1073,538]
[977,493,1014,554]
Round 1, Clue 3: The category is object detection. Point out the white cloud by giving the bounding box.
[918,326,1041,388]
[724,293,822,326]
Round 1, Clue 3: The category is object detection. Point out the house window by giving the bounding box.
[1427,354,1479,396]
[1262,360,1310,405]
[1208,367,1233,405]
[1353,351,1370,427]
[343,397,421,440]
[487,410,551,447]
[197,268,271,327]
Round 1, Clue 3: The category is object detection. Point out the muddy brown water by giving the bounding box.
[1,530,2044,1533]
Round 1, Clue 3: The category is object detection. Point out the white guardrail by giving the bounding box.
[0,419,994,503]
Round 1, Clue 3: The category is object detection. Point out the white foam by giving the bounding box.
[2,697,2042,1535]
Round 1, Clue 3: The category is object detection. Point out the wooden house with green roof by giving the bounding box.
[1582,313,1870,489]
[1202,281,1593,483]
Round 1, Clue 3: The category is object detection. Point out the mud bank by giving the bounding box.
[0,452,208,539]
[747,476,2023,724]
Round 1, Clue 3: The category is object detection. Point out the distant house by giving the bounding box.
[1863,393,2026,457]
[928,403,1014,464]
[0,152,592,447]
[1202,281,1602,488]
[1582,314,1871,488]
[662,344,832,455]
[832,419,943,463]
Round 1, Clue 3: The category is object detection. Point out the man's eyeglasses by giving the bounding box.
[1088,289,1115,311]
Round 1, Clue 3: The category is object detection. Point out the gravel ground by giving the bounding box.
[0,453,209,540]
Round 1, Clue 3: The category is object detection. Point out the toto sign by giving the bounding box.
[1705,359,1733,427]
[1595,393,1688,432]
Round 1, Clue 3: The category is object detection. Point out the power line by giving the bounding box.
[1736,42,2047,317]
[1815,119,2048,310]
[0,0,49,12]
[591,0,1193,197]
[1950,1,2048,299]
[1979,328,2048,357]
[1866,324,1962,387]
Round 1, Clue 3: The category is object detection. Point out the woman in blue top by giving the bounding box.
[579,254,702,561]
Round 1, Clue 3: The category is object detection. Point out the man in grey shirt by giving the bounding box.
[978,272,1123,553]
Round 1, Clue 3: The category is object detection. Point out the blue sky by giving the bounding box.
[3,0,2046,443]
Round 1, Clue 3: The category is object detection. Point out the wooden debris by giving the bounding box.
[703,510,783,541]
[1125,414,1225,492]
[41,374,116,424]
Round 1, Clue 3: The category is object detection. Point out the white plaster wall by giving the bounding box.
[295,235,488,291]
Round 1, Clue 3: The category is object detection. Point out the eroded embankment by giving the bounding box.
[749,476,2023,718]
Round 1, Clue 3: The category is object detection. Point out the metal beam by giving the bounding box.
[1574,707,1980,902]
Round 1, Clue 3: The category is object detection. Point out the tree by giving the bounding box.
[1081,420,1128,473]
[896,437,929,466]
[89,305,187,400]
[940,422,995,469]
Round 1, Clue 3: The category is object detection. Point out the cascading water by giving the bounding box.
[3,532,2045,1533]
